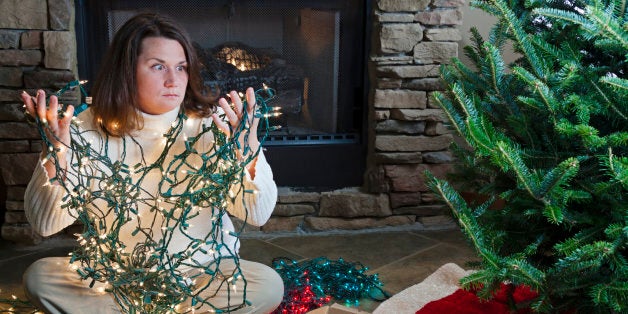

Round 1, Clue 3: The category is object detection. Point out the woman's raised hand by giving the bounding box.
[21,90,74,157]
[212,87,261,177]
[212,87,260,154]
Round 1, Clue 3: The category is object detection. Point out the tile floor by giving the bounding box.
[0,226,479,313]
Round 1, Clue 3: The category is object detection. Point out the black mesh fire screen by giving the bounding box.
[75,0,369,187]
[78,0,367,144]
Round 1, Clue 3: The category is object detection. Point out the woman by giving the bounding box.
[20,13,282,313]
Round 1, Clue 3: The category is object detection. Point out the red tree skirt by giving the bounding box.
[416,283,538,314]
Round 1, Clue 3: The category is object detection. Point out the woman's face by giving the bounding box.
[136,36,189,115]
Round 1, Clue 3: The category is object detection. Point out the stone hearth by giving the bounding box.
[0,0,463,243]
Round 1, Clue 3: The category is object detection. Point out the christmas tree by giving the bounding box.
[427,0,628,312]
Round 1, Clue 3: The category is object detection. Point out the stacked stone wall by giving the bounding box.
[0,0,77,243]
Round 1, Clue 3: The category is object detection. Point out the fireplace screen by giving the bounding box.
[76,0,368,187]
[79,0,366,146]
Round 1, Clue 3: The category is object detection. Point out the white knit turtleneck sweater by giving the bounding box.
[24,106,277,266]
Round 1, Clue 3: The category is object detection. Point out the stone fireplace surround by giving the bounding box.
[0,0,462,244]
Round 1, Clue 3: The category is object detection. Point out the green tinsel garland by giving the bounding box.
[29,81,279,313]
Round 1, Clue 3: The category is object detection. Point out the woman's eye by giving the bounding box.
[176,65,187,72]
[152,64,164,71]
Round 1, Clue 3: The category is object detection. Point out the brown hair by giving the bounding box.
[90,12,216,136]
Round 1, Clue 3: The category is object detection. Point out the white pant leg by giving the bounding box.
[23,257,283,314]
[235,259,284,313]
[23,257,121,314]
[184,259,284,313]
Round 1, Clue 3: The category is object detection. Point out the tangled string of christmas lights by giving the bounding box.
[271,257,390,314]
[0,292,38,314]
[30,81,280,313]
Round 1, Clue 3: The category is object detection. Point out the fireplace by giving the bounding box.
[75,0,369,189]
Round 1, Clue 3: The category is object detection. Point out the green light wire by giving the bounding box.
[31,81,279,313]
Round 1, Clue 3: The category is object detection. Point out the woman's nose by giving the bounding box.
[164,70,176,87]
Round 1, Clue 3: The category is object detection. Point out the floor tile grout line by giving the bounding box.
[265,231,418,264]
[411,231,448,243]
[409,231,473,250]
[0,248,55,264]
[370,242,444,273]
[255,239,307,261]
[365,230,448,273]
[259,231,449,265]
[415,231,477,254]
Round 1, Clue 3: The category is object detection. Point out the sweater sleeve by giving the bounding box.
[24,160,77,237]
[227,150,277,226]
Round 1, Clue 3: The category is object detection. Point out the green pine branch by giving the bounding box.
[428,0,627,310]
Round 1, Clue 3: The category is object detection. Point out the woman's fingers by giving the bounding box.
[46,95,59,131]
[21,90,51,124]
[215,88,258,138]
[244,87,259,133]
[229,91,243,119]
[211,113,231,138]
[218,97,238,127]
[21,91,36,117]
[36,90,47,123]
[245,87,256,115]
[213,88,262,159]
[21,90,74,147]
[60,105,75,128]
